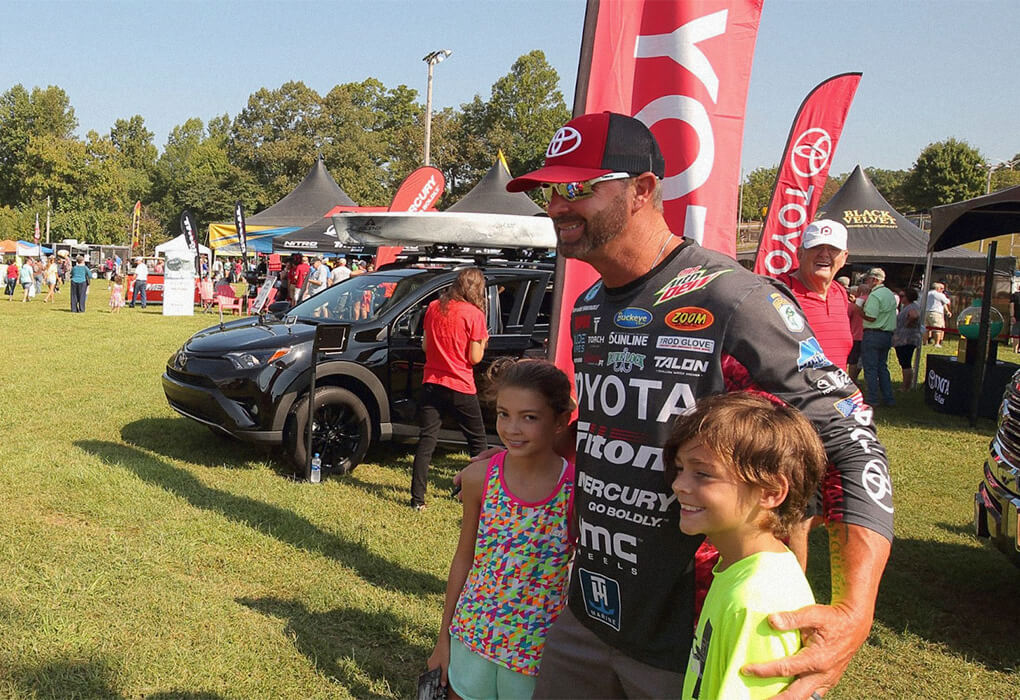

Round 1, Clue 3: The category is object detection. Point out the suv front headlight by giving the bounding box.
[225,347,293,370]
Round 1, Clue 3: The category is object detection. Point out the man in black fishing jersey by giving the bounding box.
[506,112,892,699]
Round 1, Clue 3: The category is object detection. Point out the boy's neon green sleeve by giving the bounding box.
[683,607,801,700]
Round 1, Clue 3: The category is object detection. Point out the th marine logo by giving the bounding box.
[579,569,622,631]
[653,266,730,305]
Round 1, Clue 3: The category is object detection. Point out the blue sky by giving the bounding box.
[3,0,1018,177]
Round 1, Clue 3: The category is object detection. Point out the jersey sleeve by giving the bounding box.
[723,281,894,541]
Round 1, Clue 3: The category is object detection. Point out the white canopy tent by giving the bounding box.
[154,234,211,257]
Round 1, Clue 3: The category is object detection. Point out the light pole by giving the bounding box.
[423,49,452,166]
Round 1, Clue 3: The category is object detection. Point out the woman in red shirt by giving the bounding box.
[411,268,489,511]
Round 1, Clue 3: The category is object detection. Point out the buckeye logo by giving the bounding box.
[547,126,582,158]
[665,306,714,331]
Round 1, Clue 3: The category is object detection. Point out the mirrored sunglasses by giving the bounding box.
[540,172,634,202]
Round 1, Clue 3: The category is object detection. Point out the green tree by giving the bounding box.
[456,51,570,197]
[317,79,419,205]
[0,84,77,204]
[153,117,259,234]
[904,138,985,210]
[864,167,910,211]
[739,166,778,221]
[111,115,157,204]
[228,81,322,203]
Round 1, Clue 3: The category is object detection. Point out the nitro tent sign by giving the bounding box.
[753,73,862,277]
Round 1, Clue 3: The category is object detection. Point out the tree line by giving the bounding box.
[3,50,1016,248]
[739,139,1020,224]
[0,50,569,247]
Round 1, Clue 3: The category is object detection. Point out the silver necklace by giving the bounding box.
[650,230,675,269]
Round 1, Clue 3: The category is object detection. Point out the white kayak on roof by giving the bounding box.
[331,211,556,249]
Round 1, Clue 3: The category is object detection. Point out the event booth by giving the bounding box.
[209,156,357,253]
[924,185,1020,423]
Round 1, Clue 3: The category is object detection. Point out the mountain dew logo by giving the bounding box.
[607,348,645,373]
[654,266,731,305]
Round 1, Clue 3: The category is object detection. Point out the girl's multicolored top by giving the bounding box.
[449,450,575,676]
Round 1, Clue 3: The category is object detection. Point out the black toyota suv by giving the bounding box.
[162,261,553,475]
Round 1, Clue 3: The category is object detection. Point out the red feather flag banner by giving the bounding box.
[753,72,862,277]
[549,0,763,372]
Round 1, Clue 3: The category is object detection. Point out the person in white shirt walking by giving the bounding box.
[924,282,952,347]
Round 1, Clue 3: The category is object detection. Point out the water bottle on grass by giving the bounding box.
[310,453,322,483]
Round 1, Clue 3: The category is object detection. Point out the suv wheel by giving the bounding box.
[286,386,372,476]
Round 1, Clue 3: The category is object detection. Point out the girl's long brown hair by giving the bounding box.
[440,267,486,314]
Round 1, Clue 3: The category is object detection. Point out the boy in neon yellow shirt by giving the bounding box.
[664,392,827,699]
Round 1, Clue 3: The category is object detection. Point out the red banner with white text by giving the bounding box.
[552,0,763,373]
[753,73,862,277]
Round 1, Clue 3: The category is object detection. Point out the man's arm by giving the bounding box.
[725,280,893,696]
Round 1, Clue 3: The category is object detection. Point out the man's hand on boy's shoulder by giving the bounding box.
[740,595,873,700]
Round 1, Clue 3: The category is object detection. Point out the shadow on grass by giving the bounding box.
[870,387,997,435]
[121,418,270,470]
[76,440,444,596]
[343,443,466,507]
[876,534,1020,671]
[239,596,426,699]
[5,657,123,698]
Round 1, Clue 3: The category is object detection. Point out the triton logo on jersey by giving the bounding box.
[584,282,602,302]
[664,306,714,331]
[614,307,652,329]
[653,266,730,305]
[579,569,622,631]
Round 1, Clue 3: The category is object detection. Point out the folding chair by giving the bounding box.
[217,294,243,315]
[198,278,215,313]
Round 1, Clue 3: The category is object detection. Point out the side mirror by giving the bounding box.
[268,300,291,318]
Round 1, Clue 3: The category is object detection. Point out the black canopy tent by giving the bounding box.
[445,153,545,216]
[927,186,1020,424]
[210,156,358,252]
[817,165,1013,273]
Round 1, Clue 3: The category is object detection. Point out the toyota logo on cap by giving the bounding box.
[546,126,582,158]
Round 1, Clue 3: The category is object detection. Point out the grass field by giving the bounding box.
[1,285,1019,699]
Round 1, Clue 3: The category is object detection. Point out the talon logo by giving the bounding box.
[665,307,713,331]
[547,126,582,158]
[653,266,730,305]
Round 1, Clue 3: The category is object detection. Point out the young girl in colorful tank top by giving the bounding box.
[428,359,576,699]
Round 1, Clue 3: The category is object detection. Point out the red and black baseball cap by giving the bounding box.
[506,112,665,192]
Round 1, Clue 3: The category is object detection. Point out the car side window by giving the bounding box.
[393,289,443,338]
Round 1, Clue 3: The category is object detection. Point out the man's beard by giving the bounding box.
[555,190,629,261]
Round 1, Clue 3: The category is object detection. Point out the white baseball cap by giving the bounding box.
[802,219,848,251]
